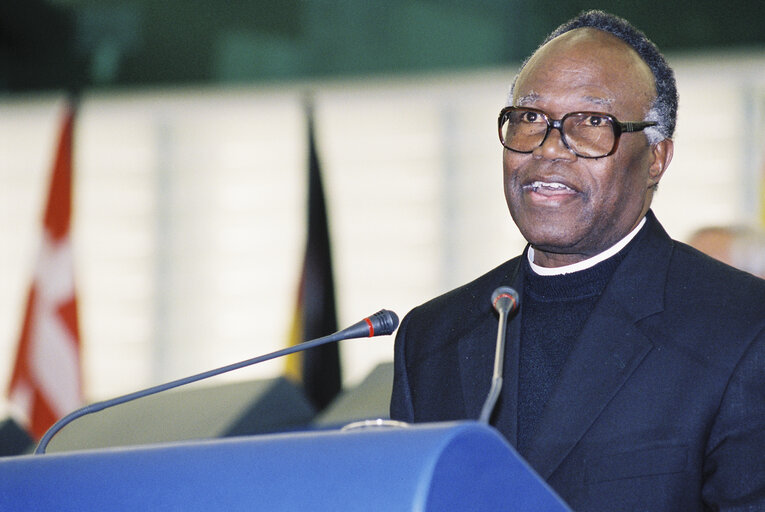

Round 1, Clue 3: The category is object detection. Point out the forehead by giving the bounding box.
[514,28,656,115]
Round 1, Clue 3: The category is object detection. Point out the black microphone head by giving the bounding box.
[367,309,399,336]
[335,309,399,340]
[491,286,519,314]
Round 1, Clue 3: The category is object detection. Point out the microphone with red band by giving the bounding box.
[479,286,520,424]
[35,309,399,454]
[492,287,519,316]
[340,309,398,340]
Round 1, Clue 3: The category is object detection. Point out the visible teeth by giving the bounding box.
[529,180,572,191]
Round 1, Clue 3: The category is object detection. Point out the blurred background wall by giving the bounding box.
[2,1,765,409]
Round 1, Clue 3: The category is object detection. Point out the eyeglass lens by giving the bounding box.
[500,109,616,158]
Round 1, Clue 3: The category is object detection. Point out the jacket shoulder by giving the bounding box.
[654,240,765,362]
[669,241,765,311]
[406,256,522,326]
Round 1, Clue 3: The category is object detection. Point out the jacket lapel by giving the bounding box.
[522,213,672,479]
[523,297,654,478]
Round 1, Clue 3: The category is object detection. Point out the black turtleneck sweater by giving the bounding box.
[516,249,627,454]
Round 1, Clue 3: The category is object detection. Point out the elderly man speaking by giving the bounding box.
[391,10,765,512]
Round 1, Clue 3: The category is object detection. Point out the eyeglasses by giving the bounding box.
[498,106,657,158]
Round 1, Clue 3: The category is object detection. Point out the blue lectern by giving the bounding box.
[0,421,571,511]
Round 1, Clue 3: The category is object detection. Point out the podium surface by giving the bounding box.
[0,421,571,511]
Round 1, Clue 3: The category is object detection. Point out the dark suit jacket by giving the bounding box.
[391,212,765,511]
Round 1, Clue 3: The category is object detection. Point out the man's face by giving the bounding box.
[503,28,672,267]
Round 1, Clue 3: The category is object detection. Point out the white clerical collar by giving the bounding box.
[528,216,646,276]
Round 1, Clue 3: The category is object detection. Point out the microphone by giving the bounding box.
[35,309,399,454]
[478,287,519,424]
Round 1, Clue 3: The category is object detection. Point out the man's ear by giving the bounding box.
[647,138,673,188]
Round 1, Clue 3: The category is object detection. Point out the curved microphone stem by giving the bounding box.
[479,308,509,423]
[35,309,399,455]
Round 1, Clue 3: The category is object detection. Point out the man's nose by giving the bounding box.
[533,126,576,161]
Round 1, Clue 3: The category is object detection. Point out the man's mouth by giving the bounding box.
[523,180,577,196]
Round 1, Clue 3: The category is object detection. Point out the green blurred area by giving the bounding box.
[3,0,765,92]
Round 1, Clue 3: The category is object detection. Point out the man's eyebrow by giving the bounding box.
[515,92,540,106]
[582,95,614,108]
[514,93,615,109]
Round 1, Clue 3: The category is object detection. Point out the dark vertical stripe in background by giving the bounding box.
[286,103,341,411]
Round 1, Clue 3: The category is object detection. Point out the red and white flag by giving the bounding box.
[7,102,82,440]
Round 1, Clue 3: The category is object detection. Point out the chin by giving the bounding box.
[511,204,581,238]
[519,224,579,251]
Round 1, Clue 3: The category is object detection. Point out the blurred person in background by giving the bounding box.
[689,224,765,278]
